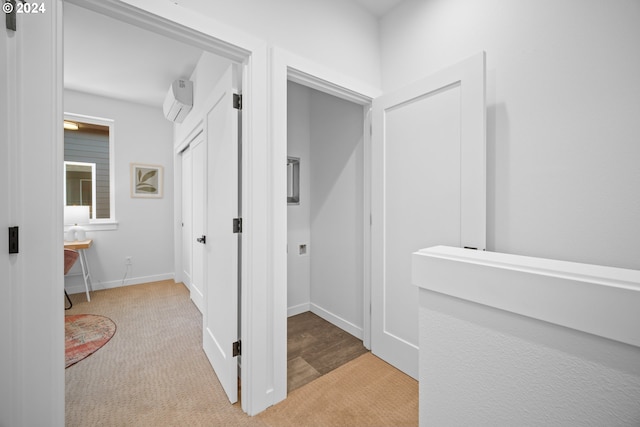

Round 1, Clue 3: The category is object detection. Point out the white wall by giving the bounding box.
[380,0,640,270]
[173,0,381,89]
[64,89,175,292]
[287,82,312,315]
[309,89,364,336]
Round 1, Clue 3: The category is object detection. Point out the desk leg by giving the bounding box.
[78,249,93,302]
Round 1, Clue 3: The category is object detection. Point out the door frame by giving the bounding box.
[1,2,65,424]
[271,47,381,397]
[55,0,272,417]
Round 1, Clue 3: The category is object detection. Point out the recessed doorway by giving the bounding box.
[286,80,369,391]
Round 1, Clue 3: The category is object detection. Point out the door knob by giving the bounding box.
[196,235,206,244]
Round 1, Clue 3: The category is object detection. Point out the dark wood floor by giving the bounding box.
[287,311,368,392]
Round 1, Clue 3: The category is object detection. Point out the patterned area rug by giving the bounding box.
[65,314,116,368]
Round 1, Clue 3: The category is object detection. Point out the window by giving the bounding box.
[64,113,116,228]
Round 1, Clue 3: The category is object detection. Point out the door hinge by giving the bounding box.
[5,1,17,32]
[233,218,242,233]
[232,340,241,357]
[233,93,242,110]
[8,226,18,254]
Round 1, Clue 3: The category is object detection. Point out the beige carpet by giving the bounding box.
[66,280,418,426]
[65,280,263,427]
[258,352,418,426]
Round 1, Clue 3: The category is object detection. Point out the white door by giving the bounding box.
[191,133,206,313]
[202,64,241,403]
[181,146,193,289]
[371,53,486,378]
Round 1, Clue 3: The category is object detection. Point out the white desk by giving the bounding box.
[64,239,94,302]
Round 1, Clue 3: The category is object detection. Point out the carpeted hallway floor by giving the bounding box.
[65,280,418,426]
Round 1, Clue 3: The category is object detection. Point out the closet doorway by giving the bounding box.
[286,80,369,391]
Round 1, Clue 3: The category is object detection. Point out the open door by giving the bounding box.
[202,64,241,403]
[371,53,486,378]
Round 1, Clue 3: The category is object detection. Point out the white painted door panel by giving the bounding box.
[371,53,486,378]
[182,146,193,289]
[203,64,240,404]
[191,134,206,313]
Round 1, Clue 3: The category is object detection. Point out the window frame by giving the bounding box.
[64,112,117,231]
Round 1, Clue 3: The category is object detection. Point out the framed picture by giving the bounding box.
[130,163,163,198]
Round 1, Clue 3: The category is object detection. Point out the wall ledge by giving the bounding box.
[413,246,640,348]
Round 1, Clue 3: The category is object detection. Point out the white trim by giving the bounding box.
[362,105,372,349]
[63,222,118,232]
[287,302,310,317]
[310,304,364,340]
[413,246,640,348]
[175,121,204,154]
[277,47,381,101]
[65,272,175,294]
[287,68,376,106]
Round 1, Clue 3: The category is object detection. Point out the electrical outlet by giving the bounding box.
[125,256,132,265]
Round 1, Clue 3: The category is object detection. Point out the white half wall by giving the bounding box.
[287,81,312,316]
[414,246,640,426]
[64,89,175,293]
[380,0,640,270]
[309,88,364,337]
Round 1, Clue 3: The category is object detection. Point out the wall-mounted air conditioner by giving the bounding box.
[163,79,193,123]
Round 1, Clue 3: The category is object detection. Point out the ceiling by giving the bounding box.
[64,3,206,108]
[63,1,403,108]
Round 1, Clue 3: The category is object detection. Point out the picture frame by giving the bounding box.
[130,163,163,198]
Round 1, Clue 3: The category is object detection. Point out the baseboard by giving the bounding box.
[287,302,310,317]
[65,272,175,295]
[310,303,363,340]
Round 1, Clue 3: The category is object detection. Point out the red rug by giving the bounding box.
[65,314,116,368]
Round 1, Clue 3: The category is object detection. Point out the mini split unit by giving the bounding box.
[163,79,193,123]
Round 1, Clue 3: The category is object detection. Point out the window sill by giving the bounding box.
[64,221,118,232]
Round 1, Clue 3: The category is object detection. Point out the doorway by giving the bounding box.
[63,0,244,413]
[286,80,369,391]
